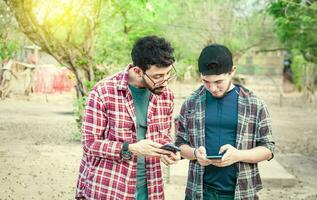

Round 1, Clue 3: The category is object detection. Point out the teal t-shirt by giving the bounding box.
[203,86,239,193]
[128,84,150,190]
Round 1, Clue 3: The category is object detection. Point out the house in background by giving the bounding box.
[236,50,284,76]
[1,45,75,99]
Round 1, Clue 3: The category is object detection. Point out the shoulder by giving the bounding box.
[181,85,205,108]
[92,71,125,95]
[238,85,267,109]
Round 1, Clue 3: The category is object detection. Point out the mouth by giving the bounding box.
[152,86,165,94]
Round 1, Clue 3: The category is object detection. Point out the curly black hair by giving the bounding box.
[131,35,175,71]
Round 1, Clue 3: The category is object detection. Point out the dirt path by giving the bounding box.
[1,77,317,200]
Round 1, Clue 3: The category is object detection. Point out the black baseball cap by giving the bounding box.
[198,44,233,75]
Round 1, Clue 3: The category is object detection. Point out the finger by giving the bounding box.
[149,150,163,157]
[219,144,231,154]
[208,159,222,164]
[163,155,176,165]
[161,155,174,165]
[218,161,228,167]
[198,146,206,155]
[160,156,168,165]
[169,152,181,161]
[169,152,179,160]
[221,154,230,162]
[149,142,162,148]
[200,160,212,166]
[155,148,172,155]
[200,156,212,163]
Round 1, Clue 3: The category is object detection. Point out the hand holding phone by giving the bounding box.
[160,143,181,154]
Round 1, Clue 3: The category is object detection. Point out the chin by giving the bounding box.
[152,88,165,95]
[153,90,163,95]
[212,92,225,98]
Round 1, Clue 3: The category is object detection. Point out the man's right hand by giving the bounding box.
[195,146,222,167]
[128,140,171,157]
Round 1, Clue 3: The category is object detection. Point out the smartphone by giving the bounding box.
[160,143,181,153]
[206,155,223,159]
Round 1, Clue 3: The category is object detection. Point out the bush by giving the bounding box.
[292,54,307,91]
[0,38,19,61]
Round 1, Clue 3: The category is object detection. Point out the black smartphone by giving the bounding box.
[160,143,181,153]
[206,155,223,159]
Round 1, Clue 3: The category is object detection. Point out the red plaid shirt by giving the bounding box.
[76,65,174,200]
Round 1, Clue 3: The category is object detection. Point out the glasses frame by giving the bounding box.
[143,65,177,86]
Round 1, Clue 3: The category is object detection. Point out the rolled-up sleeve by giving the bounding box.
[256,101,275,158]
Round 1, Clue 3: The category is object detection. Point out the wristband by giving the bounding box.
[193,148,198,159]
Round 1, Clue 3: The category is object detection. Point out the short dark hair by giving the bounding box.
[131,35,175,71]
[198,44,233,75]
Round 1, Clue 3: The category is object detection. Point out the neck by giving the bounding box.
[128,68,145,88]
[227,82,235,92]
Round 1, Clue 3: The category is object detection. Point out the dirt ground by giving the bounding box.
[0,75,317,200]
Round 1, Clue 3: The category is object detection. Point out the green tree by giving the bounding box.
[94,0,173,73]
[4,0,102,98]
[268,0,317,102]
[149,0,279,79]
[0,1,20,61]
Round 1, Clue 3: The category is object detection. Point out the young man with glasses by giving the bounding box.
[175,44,275,200]
[75,35,180,200]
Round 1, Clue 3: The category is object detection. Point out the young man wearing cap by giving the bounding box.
[75,35,181,200]
[175,44,275,200]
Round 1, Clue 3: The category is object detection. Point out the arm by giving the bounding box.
[216,145,272,167]
[127,94,178,160]
[159,95,182,164]
[214,100,275,167]
[236,146,272,163]
[255,100,275,158]
[175,101,197,162]
[179,144,196,160]
[81,88,122,161]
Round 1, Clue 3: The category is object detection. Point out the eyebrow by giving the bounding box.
[201,78,223,83]
[152,68,173,76]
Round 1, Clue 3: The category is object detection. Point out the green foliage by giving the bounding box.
[268,0,317,92]
[72,79,96,141]
[0,38,19,61]
[73,95,87,141]
[267,0,317,63]
[292,54,308,91]
[176,55,200,81]
[94,0,169,69]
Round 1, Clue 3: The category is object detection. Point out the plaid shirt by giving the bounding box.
[76,65,174,200]
[175,85,275,200]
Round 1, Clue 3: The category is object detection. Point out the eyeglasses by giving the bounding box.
[144,65,177,86]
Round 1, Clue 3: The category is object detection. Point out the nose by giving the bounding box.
[161,79,168,87]
[208,83,217,92]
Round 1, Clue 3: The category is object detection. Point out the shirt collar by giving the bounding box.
[117,64,133,91]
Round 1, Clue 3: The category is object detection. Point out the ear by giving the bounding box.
[133,66,143,76]
[229,65,237,76]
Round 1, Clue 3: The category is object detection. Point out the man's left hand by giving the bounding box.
[160,152,181,166]
[213,144,241,167]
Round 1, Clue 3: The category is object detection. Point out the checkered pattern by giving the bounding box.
[76,65,174,200]
[175,85,275,200]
